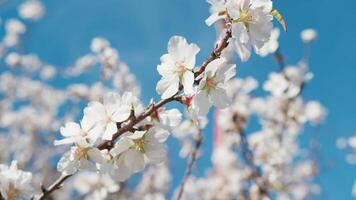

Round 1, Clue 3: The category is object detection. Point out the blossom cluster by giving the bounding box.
[0,0,330,200]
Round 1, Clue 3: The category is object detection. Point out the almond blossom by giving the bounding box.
[228,0,273,61]
[301,28,318,43]
[81,92,134,141]
[56,140,103,175]
[206,0,274,61]
[193,57,236,116]
[73,172,120,200]
[18,0,45,21]
[0,1,334,199]
[109,128,168,178]
[156,36,200,99]
[0,161,33,199]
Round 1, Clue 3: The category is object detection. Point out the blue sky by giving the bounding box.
[1,0,356,199]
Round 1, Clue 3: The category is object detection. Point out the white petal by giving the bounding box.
[161,109,182,128]
[167,36,188,62]
[102,122,118,140]
[157,62,174,77]
[123,149,145,173]
[182,71,194,95]
[234,40,251,62]
[145,142,167,164]
[111,105,131,122]
[205,13,224,26]
[54,136,84,146]
[110,138,132,157]
[126,131,145,140]
[113,156,132,181]
[193,90,212,116]
[156,76,179,99]
[210,87,231,108]
[205,57,226,76]
[88,148,105,164]
[57,151,77,175]
[184,43,200,69]
[146,128,169,143]
[60,122,82,137]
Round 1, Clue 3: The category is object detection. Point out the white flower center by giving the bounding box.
[175,63,187,78]
[204,77,217,91]
[132,138,145,153]
[75,147,89,160]
[234,9,252,30]
[5,183,19,200]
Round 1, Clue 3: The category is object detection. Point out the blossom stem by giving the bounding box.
[176,126,203,200]
[36,175,71,200]
[240,129,270,198]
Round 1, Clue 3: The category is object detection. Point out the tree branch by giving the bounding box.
[36,175,71,200]
[175,127,203,200]
[37,27,233,199]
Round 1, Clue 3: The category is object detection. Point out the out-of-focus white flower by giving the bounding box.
[66,54,97,76]
[304,101,326,125]
[5,19,26,35]
[40,65,57,80]
[193,57,236,116]
[81,92,134,140]
[301,29,318,43]
[336,137,348,149]
[91,37,110,53]
[0,161,33,199]
[18,0,45,21]
[353,181,356,198]
[5,52,21,66]
[349,135,356,149]
[73,172,119,200]
[263,72,288,96]
[346,154,356,165]
[257,28,280,57]
[150,108,182,131]
[156,36,200,99]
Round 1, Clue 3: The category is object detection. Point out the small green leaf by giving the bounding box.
[271,9,287,32]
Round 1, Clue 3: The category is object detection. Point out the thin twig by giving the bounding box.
[176,127,203,200]
[240,129,270,197]
[195,28,232,79]
[273,49,285,71]
[231,112,270,198]
[36,175,71,200]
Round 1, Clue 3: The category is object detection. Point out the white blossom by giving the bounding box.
[301,29,318,43]
[110,128,168,180]
[206,0,274,61]
[18,0,45,21]
[257,28,280,57]
[304,101,326,125]
[263,72,288,96]
[0,161,33,199]
[156,36,200,99]
[193,57,236,116]
[81,92,133,140]
[73,172,119,200]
